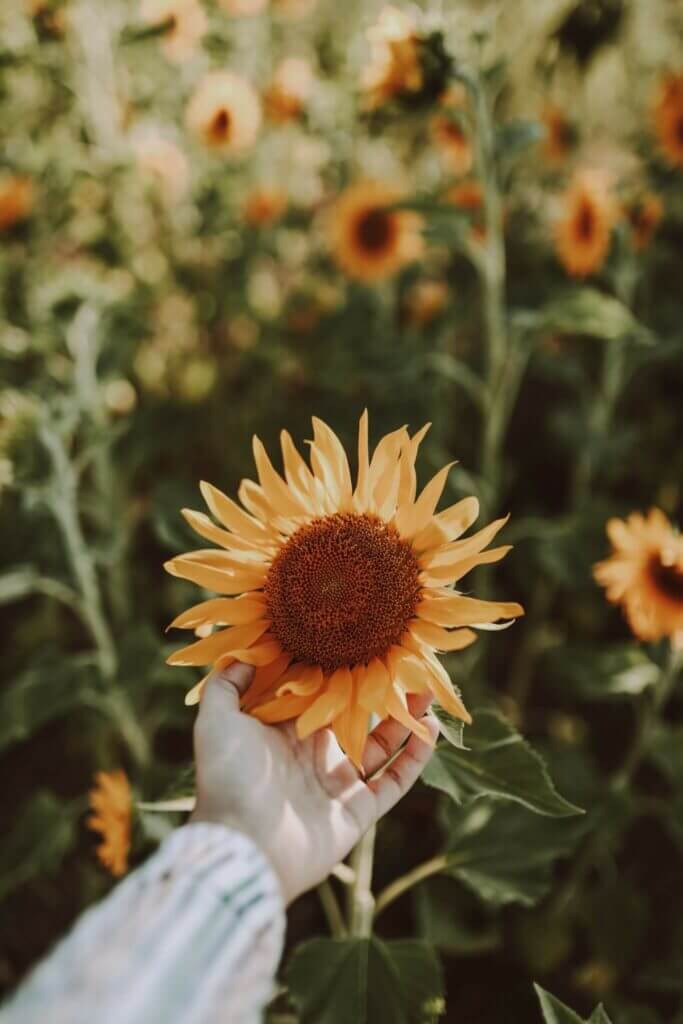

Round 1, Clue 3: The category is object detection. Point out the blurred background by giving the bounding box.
[1,0,682,1021]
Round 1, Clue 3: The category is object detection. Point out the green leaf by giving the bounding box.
[0,566,39,603]
[534,986,613,1024]
[432,705,467,749]
[422,708,583,817]
[442,800,583,907]
[415,878,501,954]
[286,937,444,1024]
[0,792,77,901]
[525,288,652,343]
[545,645,660,701]
[0,656,99,753]
[588,1009,614,1024]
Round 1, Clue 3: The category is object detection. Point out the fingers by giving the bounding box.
[362,693,433,777]
[194,663,255,746]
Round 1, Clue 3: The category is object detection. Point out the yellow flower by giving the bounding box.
[540,104,573,164]
[653,72,683,169]
[186,70,262,155]
[0,175,34,231]
[328,181,423,282]
[165,414,523,768]
[264,57,314,123]
[594,509,683,644]
[141,0,208,63]
[624,193,663,251]
[242,187,287,226]
[554,170,614,278]
[403,279,449,326]
[362,6,423,110]
[132,131,190,204]
[431,113,473,176]
[88,770,132,877]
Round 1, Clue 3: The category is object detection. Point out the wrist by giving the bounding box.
[189,809,291,903]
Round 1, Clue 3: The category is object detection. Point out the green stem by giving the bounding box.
[317,879,347,938]
[348,825,376,937]
[373,853,451,920]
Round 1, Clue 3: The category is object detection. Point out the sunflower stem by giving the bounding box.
[373,853,451,919]
[348,824,376,937]
[317,879,348,938]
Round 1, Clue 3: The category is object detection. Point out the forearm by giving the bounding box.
[2,823,285,1024]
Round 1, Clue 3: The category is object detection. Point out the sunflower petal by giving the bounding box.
[229,640,283,666]
[412,496,480,552]
[276,664,325,697]
[384,683,432,744]
[252,691,319,724]
[354,409,371,511]
[241,652,292,710]
[421,545,512,584]
[395,463,456,539]
[422,515,510,570]
[253,436,305,516]
[310,417,353,509]
[185,672,213,706]
[167,596,267,631]
[417,595,524,628]
[296,667,353,739]
[409,620,478,651]
[358,657,392,713]
[199,481,272,542]
[166,619,271,666]
[164,558,265,594]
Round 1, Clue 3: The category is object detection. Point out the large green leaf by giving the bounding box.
[0,792,77,901]
[422,708,583,817]
[520,288,652,343]
[534,986,613,1024]
[0,656,99,752]
[286,937,444,1024]
[442,800,583,907]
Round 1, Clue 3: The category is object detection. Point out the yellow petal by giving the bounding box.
[310,417,353,509]
[409,621,478,652]
[276,664,324,697]
[280,430,322,513]
[367,427,407,499]
[421,545,512,585]
[164,558,266,594]
[185,672,213,706]
[334,687,370,769]
[422,516,510,570]
[397,423,431,508]
[167,596,267,631]
[166,619,271,666]
[417,595,525,628]
[358,657,392,713]
[395,463,456,539]
[242,652,292,710]
[354,410,371,511]
[384,683,432,744]
[199,480,272,542]
[296,667,353,739]
[251,691,318,723]
[229,639,283,666]
[238,478,276,522]
[413,496,480,552]
[182,508,275,556]
[253,435,305,517]
[385,646,431,694]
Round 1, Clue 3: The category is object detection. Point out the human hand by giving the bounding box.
[191,662,439,904]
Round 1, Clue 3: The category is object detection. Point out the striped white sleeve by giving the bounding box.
[1,823,285,1024]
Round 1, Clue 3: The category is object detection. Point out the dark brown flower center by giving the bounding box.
[576,199,595,241]
[264,513,422,672]
[355,208,395,254]
[650,556,683,603]
[210,108,231,143]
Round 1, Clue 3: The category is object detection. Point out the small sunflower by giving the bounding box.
[403,279,449,327]
[328,181,423,282]
[653,73,683,169]
[264,57,314,123]
[361,6,423,111]
[132,131,190,205]
[624,193,663,251]
[165,414,523,768]
[87,770,132,877]
[431,113,473,177]
[0,175,33,231]
[540,104,574,164]
[555,170,614,278]
[141,0,208,63]
[242,187,287,226]
[186,70,261,155]
[594,509,683,644]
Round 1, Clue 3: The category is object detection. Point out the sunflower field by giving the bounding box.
[1,0,683,1020]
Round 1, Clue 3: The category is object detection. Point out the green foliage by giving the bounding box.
[286,938,444,1024]
[534,985,613,1024]
[0,792,78,902]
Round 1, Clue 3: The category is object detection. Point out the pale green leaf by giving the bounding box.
[527,288,652,343]
[422,708,583,816]
[534,985,585,1024]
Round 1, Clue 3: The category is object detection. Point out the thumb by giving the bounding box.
[194,662,255,743]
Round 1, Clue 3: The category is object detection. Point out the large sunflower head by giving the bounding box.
[653,73,683,170]
[186,70,262,155]
[165,414,523,768]
[87,770,132,877]
[328,181,423,282]
[141,0,207,63]
[594,509,683,645]
[554,169,614,278]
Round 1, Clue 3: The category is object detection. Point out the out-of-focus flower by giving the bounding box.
[362,6,422,110]
[653,72,683,169]
[177,358,217,402]
[403,278,449,326]
[594,508,683,644]
[103,379,138,416]
[26,0,65,38]
[218,0,267,13]
[164,413,522,767]
[141,0,208,63]
[624,192,663,251]
[225,313,260,350]
[540,104,575,164]
[264,57,314,123]
[431,113,473,176]
[242,187,287,226]
[328,180,423,282]
[446,179,483,212]
[272,0,317,18]
[0,175,34,231]
[186,70,262,155]
[132,130,190,204]
[87,770,132,877]
[554,170,614,278]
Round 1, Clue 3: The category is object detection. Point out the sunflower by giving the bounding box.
[540,104,574,164]
[186,70,261,155]
[594,509,683,644]
[0,175,33,231]
[624,193,663,251]
[165,414,523,768]
[403,279,449,326]
[264,57,314,123]
[87,770,132,877]
[653,73,683,169]
[431,113,473,177]
[242,187,287,226]
[132,130,190,205]
[361,6,422,111]
[141,0,207,63]
[328,181,423,282]
[555,170,614,278]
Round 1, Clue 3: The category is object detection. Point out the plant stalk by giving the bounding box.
[373,853,451,919]
[348,825,376,937]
